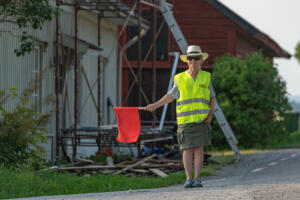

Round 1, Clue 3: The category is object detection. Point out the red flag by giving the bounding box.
[113,107,141,143]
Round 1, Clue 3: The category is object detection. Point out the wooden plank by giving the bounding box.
[113,154,157,175]
[129,169,149,173]
[117,159,137,165]
[56,161,182,172]
[174,10,223,18]
[57,165,116,171]
[117,163,183,169]
[149,168,168,178]
[101,170,117,174]
[76,158,94,164]
[149,159,182,164]
[106,156,114,166]
[177,19,235,26]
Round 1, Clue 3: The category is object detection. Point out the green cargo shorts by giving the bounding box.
[177,122,211,150]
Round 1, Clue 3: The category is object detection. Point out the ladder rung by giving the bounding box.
[141,0,173,10]
[141,0,159,9]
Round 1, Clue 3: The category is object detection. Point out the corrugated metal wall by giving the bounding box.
[0,6,119,160]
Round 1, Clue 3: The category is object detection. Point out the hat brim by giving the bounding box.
[180,53,208,63]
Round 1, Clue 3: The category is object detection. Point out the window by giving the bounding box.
[126,11,169,61]
[32,46,43,112]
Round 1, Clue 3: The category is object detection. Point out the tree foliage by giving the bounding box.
[0,0,55,56]
[295,42,300,64]
[211,52,291,149]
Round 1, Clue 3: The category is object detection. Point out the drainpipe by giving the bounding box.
[117,28,148,106]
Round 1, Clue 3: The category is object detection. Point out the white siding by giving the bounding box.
[0,6,120,160]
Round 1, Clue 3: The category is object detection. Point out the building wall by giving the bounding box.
[121,0,270,114]
[0,5,120,160]
[173,0,238,69]
[236,36,259,57]
[0,18,56,160]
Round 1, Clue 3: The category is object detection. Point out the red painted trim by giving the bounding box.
[122,69,129,106]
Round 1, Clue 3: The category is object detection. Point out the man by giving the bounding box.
[145,45,215,188]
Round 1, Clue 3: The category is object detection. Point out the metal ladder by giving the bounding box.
[148,0,240,160]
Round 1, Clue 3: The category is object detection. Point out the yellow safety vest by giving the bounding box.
[174,70,211,125]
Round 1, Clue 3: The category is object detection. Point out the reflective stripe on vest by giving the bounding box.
[177,109,210,117]
[174,70,211,125]
[177,98,210,106]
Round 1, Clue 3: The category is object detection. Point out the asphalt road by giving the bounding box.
[13,148,300,200]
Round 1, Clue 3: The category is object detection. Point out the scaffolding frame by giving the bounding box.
[54,0,172,161]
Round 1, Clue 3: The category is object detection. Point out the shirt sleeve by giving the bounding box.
[167,80,180,99]
[209,82,215,98]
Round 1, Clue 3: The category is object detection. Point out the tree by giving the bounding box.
[295,42,300,64]
[211,52,291,149]
[0,0,55,56]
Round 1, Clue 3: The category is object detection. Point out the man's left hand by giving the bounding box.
[205,114,213,123]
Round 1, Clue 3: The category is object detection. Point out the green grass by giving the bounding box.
[3,131,299,199]
[276,130,300,148]
[0,169,184,199]
[209,131,300,156]
[257,130,300,150]
[0,155,235,199]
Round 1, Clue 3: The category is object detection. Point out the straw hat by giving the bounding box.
[180,45,208,63]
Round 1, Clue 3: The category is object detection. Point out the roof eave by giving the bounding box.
[254,33,291,59]
[205,0,290,59]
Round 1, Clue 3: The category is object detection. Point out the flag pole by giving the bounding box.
[113,106,145,110]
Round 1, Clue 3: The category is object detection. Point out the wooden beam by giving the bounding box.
[149,168,168,178]
[113,154,157,175]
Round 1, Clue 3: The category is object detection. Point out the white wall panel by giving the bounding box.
[0,5,120,160]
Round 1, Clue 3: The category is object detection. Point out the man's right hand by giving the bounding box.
[145,104,156,112]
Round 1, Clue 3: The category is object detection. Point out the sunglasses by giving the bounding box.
[187,56,201,61]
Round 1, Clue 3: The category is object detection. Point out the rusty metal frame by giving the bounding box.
[121,19,165,105]
[97,14,102,128]
[152,6,157,128]
[55,0,173,161]
[55,0,60,161]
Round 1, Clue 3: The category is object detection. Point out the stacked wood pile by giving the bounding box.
[53,154,184,178]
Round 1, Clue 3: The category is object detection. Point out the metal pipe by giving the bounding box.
[152,7,157,128]
[158,52,179,131]
[115,1,139,107]
[118,27,147,107]
[124,19,165,104]
[55,0,60,162]
[73,6,79,160]
[116,28,120,106]
[138,0,142,109]
[170,0,175,121]
[97,14,101,127]
[137,0,142,158]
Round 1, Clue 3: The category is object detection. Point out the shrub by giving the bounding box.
[211,52,291,149]
[0,88,51,167]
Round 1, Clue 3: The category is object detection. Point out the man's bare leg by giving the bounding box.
[182,148,194,180]
[193,146,204,179]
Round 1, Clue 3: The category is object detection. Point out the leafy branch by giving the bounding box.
[0,0,56,56]
[295,42,300,64]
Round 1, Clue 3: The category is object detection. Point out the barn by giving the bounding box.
[121,0,290,123]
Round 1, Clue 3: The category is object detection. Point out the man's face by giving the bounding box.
[187,56,203,69]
